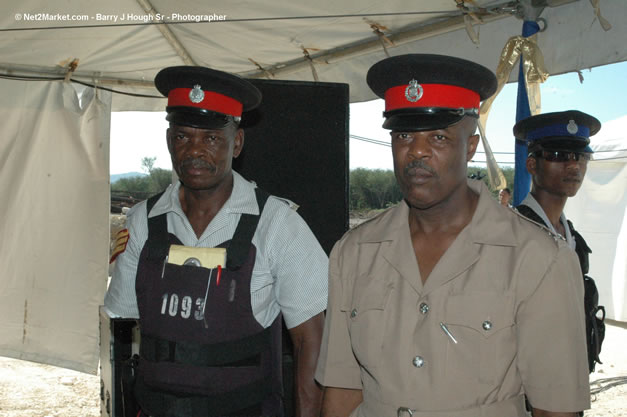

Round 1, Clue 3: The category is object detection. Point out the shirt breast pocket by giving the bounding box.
[443,292,515,384]
[341,277,392,369]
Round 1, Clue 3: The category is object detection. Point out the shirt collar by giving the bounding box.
[357,179,517,247]
[147,170,259,218]
[519,193,574,247]
[466,179,517,246]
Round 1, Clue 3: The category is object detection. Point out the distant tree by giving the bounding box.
[466,165,515,198]
[112,175,149,194]
[349,168,402,210]
[149,168,173,192]
[141,156,157,174]
[112,159,173,199]
[349,168,370,210]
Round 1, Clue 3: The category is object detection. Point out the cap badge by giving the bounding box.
[405,79,423,103]
[189,84,205,103]
[566,119,579,134]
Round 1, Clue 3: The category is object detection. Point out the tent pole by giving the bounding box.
[135,0,198,66]
[242,12,510,79]
[0,63,156,88]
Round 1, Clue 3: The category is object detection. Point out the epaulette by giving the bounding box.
[271,195,299,211]
[513,207,566,244]
[248,181,298,211]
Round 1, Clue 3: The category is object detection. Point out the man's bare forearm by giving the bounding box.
[532,408,579,417]
[289,312,325,417]
[321,387,363,417]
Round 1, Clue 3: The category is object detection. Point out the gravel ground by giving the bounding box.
[0,321,625,416]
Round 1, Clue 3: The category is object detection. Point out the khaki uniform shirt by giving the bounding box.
[315,180,589,417]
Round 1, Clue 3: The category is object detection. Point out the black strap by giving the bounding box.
[144,187,270,269]
[140,326,273,367]
[146,191,165,214]
[145,191,169,261]
[227,188,270,270]
[515,204,546,226]
[135,375,269,417]
[121,354,140,417]
[592,305,605,364]
[568,220,592,275]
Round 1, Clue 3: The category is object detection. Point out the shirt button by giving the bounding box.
[350,309,358,318]
[482,320,492,331]
[419,302,429,315]
[412,356,425,368]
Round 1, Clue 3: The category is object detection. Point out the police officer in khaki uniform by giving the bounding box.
[315,54,590,417]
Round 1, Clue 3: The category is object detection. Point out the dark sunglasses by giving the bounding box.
[530,150,591,162]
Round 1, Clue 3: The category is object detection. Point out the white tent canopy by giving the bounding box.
[566,115,627,322]
[1,0,626,110]
[1,0,626,373]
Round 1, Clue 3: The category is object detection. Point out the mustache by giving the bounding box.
[180,158,217,172]
[403,160,437,177]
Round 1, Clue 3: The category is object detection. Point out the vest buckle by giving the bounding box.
[397,407,415,417]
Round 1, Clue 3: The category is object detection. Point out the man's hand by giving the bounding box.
[288,312,325,417]
[532,408,580,417]
[321,387,363,417]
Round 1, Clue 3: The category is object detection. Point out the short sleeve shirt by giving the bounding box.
[104,171,328,329]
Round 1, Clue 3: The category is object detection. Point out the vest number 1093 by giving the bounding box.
[161,293,204,320]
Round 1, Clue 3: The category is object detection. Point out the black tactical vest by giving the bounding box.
[134,188,283,416]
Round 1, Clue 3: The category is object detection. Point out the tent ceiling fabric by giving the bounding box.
[1,0,626,111]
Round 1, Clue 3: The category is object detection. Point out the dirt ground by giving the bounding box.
[0,356,100,417]
[0,322,625,417]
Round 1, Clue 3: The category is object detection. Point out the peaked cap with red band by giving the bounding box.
[367,54,497,131]
[155,66,261,129]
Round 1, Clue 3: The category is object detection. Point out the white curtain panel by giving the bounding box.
[566,117,627,323]
[0,79,111,373]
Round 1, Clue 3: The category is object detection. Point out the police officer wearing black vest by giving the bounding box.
[105,66,328,417]
[514,111,606,379]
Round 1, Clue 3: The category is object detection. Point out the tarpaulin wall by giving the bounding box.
[0,79,111,373]
[566,117,627,322]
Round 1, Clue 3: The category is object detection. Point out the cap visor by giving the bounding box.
[166,108,231,129]
[383,112,466,131]
[537,137,590,151]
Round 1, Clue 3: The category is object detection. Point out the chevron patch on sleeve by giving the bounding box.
[110,229,130,264]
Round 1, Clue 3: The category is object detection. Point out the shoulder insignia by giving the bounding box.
[513,209,565,243]
[273,196,299,211]
[110,228,129,264]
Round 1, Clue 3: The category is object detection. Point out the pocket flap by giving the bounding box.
[340,275,392,314]
[445,292,514,337]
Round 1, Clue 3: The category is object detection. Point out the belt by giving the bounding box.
[357,394,527,417]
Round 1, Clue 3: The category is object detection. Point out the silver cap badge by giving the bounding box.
[189,84,205,103]
[405,79,423,103]
[566,119,579,134]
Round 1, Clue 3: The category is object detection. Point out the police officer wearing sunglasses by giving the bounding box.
[514,110,599,252]
[515,111,606,392]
